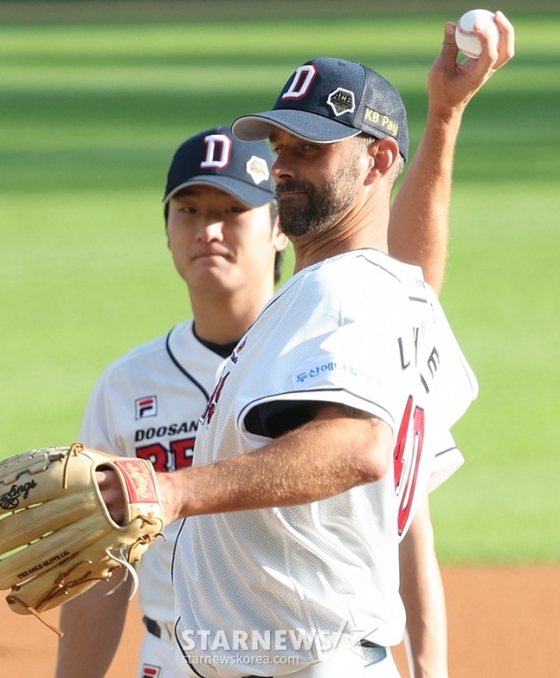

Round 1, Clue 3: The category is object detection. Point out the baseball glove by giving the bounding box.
[0,443,164,633]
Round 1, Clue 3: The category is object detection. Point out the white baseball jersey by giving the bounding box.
[173,249,478,676]
[79,319,226,626]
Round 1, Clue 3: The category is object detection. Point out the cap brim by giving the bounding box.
[232,110,360,144]
[163,175,274,208]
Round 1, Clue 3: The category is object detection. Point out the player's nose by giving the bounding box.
[271,151,297,181]
[196,219,224,242]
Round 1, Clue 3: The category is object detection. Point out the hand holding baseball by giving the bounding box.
[427,10,515,116]
[456,9,501,59]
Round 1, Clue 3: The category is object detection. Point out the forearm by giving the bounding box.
[389,105,464,295]
[158,407,393,524]
[399,495,448,678]
[56,570,132,678]
[389,15,515,295]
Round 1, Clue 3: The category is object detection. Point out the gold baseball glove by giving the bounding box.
[0,443,164,633]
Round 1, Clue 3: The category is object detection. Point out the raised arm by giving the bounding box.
[393,14,515,678]
[388,13,515,294]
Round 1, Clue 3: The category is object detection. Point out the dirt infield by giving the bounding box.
[1,565,559,677]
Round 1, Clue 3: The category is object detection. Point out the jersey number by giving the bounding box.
[136,437,195,473]
[393,396,425,536]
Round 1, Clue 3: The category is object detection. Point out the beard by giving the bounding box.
[276,161,361,237]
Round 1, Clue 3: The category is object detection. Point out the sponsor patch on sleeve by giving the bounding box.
[293,358,379,388]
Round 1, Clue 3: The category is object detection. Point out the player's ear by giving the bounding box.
[268,201,289,252]
[364,137,400,184]
[164,204,171,246]
[272,219,289,252]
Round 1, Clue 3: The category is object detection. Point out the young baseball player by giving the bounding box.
[57,17,514,678]
[91,18,514,678]
[57,127,287,678]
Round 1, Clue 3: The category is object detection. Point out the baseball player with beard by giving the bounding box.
[154,58,480,678]
[58,18,514,678]
[93,20,514,678]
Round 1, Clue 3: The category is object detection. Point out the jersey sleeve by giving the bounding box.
[237,262,409,442]
[78,369,125,456]
[426,430,465,493]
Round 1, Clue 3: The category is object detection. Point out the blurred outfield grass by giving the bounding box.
[0,3,559,562]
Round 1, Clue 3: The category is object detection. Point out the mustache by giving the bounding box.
[276,179,316,197]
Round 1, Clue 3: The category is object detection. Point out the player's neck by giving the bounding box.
[292,205,389,273]
[189,286,274,344]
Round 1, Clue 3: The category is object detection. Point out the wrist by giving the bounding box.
[426,102,466,127]
[157,470,187,524]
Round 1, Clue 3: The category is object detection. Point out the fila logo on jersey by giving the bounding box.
[141,664,161,678]
[282,64,317,100]
[136,396,158,419]
[200,134,232,169]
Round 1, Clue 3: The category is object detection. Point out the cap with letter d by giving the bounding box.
[232,57,408,161]
[163,125,276,207]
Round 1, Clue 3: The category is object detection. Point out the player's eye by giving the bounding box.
[225,205,246,214]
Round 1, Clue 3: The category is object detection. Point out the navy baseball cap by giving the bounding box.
[232,58,408,161]
[163,126,276,207]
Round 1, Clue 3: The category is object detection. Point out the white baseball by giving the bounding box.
[455,9,501,59]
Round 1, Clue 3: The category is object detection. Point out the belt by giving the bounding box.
[360,640,388,665]
[143,615,175,644]
[143,615,162,638]
[242,641,387,677]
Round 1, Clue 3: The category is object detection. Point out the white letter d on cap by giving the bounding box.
[282,65,317,100]
[200,134,232,169]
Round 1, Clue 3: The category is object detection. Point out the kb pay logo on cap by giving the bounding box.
[363,108,399,138]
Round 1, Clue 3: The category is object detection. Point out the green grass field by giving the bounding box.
[1,3,559,563]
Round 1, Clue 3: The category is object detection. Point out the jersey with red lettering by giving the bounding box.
[173,249,478,674]
[78,319,225,626]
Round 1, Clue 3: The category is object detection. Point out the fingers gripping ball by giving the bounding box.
[0,444,164,633]
[456,9,501,59]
